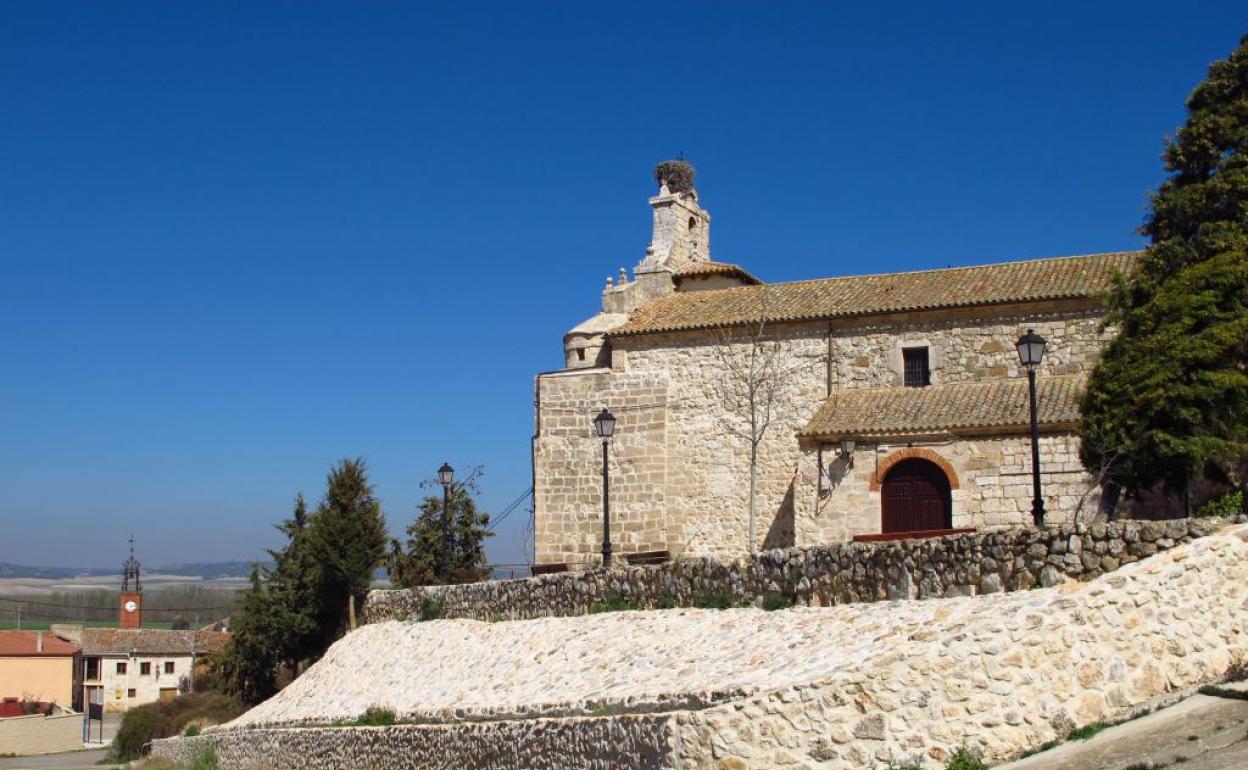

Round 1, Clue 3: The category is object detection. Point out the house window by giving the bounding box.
[140,662,151,676]
[116,662,127,675]
[903,347,931,387]
[127,689,136,698]
[164,661,175,674]
[85,657,100,680]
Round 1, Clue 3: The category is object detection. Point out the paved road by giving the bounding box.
[1000,688,1248,770]
[0,749,111,770]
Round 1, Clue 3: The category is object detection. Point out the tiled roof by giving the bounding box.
[800,376,1086,438]
[0,631,80,657]
[80,629,230,656]
[672,261,762,285]
[615,252,1138,336]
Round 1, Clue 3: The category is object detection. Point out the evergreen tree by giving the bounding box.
[213,565,281,704]
[389,480,492,588]
[1080,35,1248,500]
[305,458,388,646]
[264,494,320,674]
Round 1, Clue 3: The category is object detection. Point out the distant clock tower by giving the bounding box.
[119,536,142,629]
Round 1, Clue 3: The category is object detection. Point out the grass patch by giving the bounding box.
[692,590,738,610]
[418,597,445,621]
[945,747,987,770]
[1198,684,1248,700]
[186,745,218,770]
[589,591,642,614]
[760,592,795,611]
[1068,720,1112,740]
[354,706,396,726]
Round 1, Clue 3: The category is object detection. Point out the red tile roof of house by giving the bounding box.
[80,629,230,656]
[0,631,80,657]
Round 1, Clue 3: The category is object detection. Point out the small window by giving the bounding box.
[127,688,136,698]
[140,662,151,676]
[903,347,931,387]
[164,661,175,674]
[116,662,127,675]
[576,348,585,361]
[688,216,697,230]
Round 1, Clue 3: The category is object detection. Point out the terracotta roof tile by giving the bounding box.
[0,631,80,657]
[615,252,1137,336]
[800,376,1086,438]
[80,629,230,656]
[672,261,762,285]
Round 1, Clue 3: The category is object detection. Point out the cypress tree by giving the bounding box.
[1080,35,1248,500]
[265,494,320,674]
[306,458,388,645]
[213,564,281,704]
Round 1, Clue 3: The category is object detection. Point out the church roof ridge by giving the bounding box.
[613,250,1139,336]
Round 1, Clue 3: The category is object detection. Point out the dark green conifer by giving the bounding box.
[1081,35,1248,501]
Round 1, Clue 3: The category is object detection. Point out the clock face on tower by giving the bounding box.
[124,600,138,613]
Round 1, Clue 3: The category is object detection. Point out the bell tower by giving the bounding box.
[119,536,142,629]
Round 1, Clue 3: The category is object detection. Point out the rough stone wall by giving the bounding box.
[0,712,82,756]
[367,518,1233,624]
[673,526,1248,769]
[795,434,1098,545]
[155,524,1248,770]
[152,716,680,770]
[534,301,1114,566]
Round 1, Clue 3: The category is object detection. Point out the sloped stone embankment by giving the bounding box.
[154,523,1248,769]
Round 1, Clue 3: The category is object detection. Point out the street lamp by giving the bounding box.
[437,462,454,582]
[593,408,616,568]
[1016,329,1048,526]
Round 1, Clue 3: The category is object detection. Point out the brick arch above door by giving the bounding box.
[870,448,960,491]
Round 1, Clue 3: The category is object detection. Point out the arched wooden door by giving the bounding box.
[881,458,952,533]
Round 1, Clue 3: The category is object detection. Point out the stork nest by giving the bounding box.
[654,160,695,193]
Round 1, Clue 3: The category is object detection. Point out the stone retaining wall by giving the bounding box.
[153,716,679,770]
[366,518,1234,624]
[153,524,1248,769]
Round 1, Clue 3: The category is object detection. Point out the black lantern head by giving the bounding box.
[437,462,454,486]
[1016,329,1047,368]
[593,408,616,439]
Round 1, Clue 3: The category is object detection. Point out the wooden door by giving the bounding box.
[882,458,952,533]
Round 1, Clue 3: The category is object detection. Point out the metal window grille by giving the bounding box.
[903,347,930,387]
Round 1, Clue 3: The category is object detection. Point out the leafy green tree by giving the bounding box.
[213,565,281,704]
[389,472,492,587]
[1080,35,1248,502]
[306,458,388,645]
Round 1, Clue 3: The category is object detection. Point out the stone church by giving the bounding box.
[533,161,1135,567]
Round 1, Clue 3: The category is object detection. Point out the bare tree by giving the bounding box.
[708,290,815,554]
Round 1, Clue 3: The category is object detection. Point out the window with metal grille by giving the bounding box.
[903,347,930,387]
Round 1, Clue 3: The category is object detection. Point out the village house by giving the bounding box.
[533,161,1135,567]
[0,630,81,709]
[77,627,229,713]
[57,544,231,714]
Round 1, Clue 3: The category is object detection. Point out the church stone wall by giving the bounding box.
[534,301,1114,566]
[795,433,1099,545]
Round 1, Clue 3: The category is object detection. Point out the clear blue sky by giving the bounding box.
[1,2,1243,569]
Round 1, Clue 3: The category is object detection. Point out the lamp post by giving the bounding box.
[437,462,454,582]
[593,408,616,568]
[1016,329,1048,526]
